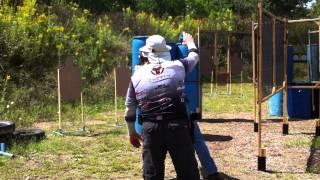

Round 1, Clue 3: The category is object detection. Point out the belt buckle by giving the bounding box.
[156,115,163,121]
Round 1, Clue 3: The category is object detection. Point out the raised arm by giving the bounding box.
[180,32,199,74]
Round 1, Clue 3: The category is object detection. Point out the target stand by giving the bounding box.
[54,56,92,136]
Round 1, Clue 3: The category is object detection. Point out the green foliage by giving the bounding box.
[136,0,186,17]
[311,0,320,16]
[263,0,312,18]
[0,0,125,84]
[122,7,234,42]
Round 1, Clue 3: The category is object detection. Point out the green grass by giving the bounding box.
[0,83,255,178]
[202,83,254,113]
[307,137,320,174]
[0,83,316,178]
[314,137,320,149]
[284,137,312,148]
[0,119,141,179]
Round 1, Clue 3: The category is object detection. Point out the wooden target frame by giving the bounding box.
[254,1,320,172]
[55,56,89,135]
[254,1,289,171]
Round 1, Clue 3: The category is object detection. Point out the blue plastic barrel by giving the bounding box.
[131,36,147,134]
[178,44,199,82]
[167,42,177,60]
[288,88,312,118]
[132,36,148,72]
[269,91,283,116]
[177,44,201,114]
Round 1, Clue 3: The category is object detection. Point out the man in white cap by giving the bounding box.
[124,32,200,179]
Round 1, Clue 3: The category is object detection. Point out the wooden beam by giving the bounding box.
[262,9,285,22]
[261,87,285,103]
[288,17,320,23]
[288,85,320,89]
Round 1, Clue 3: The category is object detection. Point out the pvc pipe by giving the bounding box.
[0,151,14,158]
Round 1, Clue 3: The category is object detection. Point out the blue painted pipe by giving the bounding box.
[0,143,14,158]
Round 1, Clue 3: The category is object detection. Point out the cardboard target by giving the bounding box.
[116,62,131,97]
[231,51,243,75]
[59,56,82,101]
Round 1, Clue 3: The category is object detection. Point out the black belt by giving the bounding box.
[140,114,187,122]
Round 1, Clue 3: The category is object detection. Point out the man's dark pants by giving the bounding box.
[142,120,200,180]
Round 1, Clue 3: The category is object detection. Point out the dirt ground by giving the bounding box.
[34,112,320,179]
[161,112,319,180]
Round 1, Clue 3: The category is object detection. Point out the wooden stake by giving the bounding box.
[272,17,276,92]
[114,68,118,123]
[228,35,232,95]
[81,92,84,128]
[252,21,257,124]
[283,17,289,127]
[241,71,243,96]
[215,32,218,94]
[258,1,263,152]
[197,26,201,113]
[57,69,62,130]
[309,30,315,113]
[308,30,313,80]
[210,70,214,95]
[259,148,266,157]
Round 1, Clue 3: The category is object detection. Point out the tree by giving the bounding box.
[136,0,186,17]
[263,0,312,18]
[311,0,320,16]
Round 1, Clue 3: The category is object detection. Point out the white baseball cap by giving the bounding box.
[139,35,171,53]
[139,35,172,63]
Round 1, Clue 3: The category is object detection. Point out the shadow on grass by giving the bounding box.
[200,118,253,123]
[202,134,233,142]
[289,132,315,136]
[306,137,320,174]
[265,170,306,174]
[168,172,239,180]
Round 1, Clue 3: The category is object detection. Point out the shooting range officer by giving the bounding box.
[124,32,200,179]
